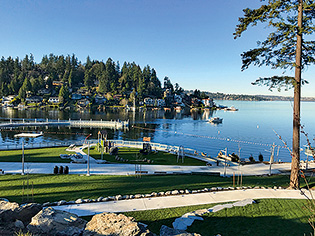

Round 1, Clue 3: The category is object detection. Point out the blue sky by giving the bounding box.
[1,0,314,97]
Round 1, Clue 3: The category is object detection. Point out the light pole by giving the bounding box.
[86,134,92,176]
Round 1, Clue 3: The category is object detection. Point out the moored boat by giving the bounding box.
[208,117,223,124]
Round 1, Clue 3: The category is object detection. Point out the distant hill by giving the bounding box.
[185,90,315,102]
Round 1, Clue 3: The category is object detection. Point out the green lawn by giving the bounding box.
[124,199,313,236]
[86,146,207,166]
[0,147,73,163]
[0,173,309,204]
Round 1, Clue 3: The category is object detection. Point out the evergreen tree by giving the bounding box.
[58,85,69,103]
[18,77,31,99]
[234,0,315,188]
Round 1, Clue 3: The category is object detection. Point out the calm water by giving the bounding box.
[1,100,314,162]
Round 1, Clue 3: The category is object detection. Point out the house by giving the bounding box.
[2,95,15,106]
[202,98,214,107]
[48,97,60,104]
[71,93,83,100]
[156,99,166,107]
[77,98,90,107]
[95,94,106,104]
[38,89,50,95]
[25,96,42,104]
[52,81,64,86]
[174,94,183,104]
[144,97,154,106]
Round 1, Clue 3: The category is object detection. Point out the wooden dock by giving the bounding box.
[0,119,129,129]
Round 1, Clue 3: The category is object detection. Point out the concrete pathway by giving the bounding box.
[52,189,314,216]
[0,161,298,176]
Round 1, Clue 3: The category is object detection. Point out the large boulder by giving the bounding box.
[160,225,201,236]
[0,200,19,222]
[16,203,42,225]
[27,207,87,236]
[84,212,154,236]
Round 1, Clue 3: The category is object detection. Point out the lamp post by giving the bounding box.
[86,134,92,176]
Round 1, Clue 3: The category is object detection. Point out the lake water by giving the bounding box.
[0,100,314,162]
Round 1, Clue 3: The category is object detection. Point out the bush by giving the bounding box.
[259,153,264,162]
[249,155,255,162]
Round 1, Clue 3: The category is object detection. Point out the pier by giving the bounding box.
[0,118,129,130]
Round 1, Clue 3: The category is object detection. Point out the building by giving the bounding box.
[144,97,154,106]
[48,97,60,104]
[95,94,107,104]
[2,95,15,106]
[202,98,214,107]
[25,96,42,104]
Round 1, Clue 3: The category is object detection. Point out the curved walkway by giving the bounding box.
[53,188,314,216]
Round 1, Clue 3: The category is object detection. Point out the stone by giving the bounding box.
[83,212,153,236]
[278,186,282,189]
[123,195,129,200]
[160,225,201,236]
[192,209,209,216]
[97,197,103,202]
[151,192,158,197]
[145,194,152,198]
[158,192,165,196]
[27,207,87,236]
[172,214,203,231]
[16,203,42,225]
[14,219,24,229]
[192,190,198,194]
[236,187,242,190]
[129,195,135,199]
[185,189,191,194]
[179,190,185,194]
[134,194,142,199]
[0,200,19,222]
[107,196,115,201]
[211,187,218,191]
[165,191,172,195]
[101,197,109,202]
[254,186,260,189]
[115,195,122,201]
[171,190,180,195]
[217,187,223,191]
[57,200,67,206]
[43,202,51,207]
[68,201,75,204]
[222,203,234,209]
[75,199,84,204]
[273,186,278,189]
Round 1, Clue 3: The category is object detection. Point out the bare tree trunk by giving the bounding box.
[290,0,303,189]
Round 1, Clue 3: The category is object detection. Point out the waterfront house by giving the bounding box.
[25,96,43,104]
[2,95,15,106]
[202,98,214,107]
[71,93,83,100]
[48,97,60,104]
[77,98,90,107]
[144,97,154,106]
[95,94,107,104]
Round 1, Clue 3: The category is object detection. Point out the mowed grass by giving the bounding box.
[86,146,206,166]
[0,147,73,163]
[124,199,313,236]
[0,173,310,204]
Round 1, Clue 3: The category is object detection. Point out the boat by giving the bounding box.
[208,117,223,124]
[14,131,43,138]
[224,106,238,111]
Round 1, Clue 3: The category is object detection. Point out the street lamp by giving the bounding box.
[85,134,92,176]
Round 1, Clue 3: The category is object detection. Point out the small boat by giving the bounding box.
[224,106,238,111]
[208,117,223,124]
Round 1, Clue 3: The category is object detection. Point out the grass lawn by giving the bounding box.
[0,173,311,204]
[0,147,73,163]
[124,199,313,235]
[86,146,206,166]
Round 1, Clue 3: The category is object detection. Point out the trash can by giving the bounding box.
[59,166,64,174]
[64,166,69,174]
[53,166,59,174]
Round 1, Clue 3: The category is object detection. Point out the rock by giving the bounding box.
[68,201,75,204]
[185,189,191,194]
[57,200,67,206]
[278,186,282,189]
[107,196,115,201]
[211,187,217,191]
[84,199,91,203]
[83,212,153,236]
[217,187,223,191]
[165,191,172,195]
[173,214,203,231]
[171,190,179,195]
[123,195,129,200]
[134,194,142,199]
[145,194,152,198]
[101,197,109,202]
[17,203,42,225]
[203,188,209,192]
[273,186,278,189]
[115,195,122,201]
[151,192,158,197]
[129,195,135,199]
[160,225,201,236]
[211,205,226,213]
[254,186,260,189]
[193,209,209,216]
[27,207,87,236]
[97,197,104,202]
[0,200,19,222]
[43,202,51,207]
[179,190,185,194]
[0,198,9,202]
[75,198,84,204]
[14,219,24,229]
[158,192,165,196]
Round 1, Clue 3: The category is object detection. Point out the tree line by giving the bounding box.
[0,54,168,100]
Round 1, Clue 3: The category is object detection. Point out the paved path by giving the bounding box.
[53,189,314,216]
[0,161,297,176]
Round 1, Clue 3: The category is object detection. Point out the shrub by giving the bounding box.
[259,153,264,162]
